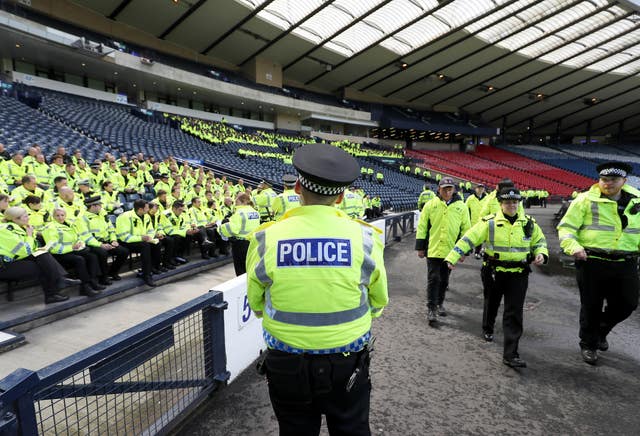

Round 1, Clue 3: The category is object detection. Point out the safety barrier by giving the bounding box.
[371,211,417,245]
[0,292,229,436]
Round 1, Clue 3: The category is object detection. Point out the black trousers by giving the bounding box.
[120,241,156,277]
[0,253,66,297]
[265,350,371,436]
[426,258,450,308]
[87,245,129,278]
[576,258,639,350]
[152,237,175,268]
[169,235,190,258]
[482,267,529,359]
[54,248,100,284]
[231,238,250,276]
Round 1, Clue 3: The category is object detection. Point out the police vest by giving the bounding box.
[0,223,36,261]
[416,196,470,258]
[43,221,80,255]
[219,205,260,239]
[558,184,640,258]
[272,189,301,220]
[246,205,388,351]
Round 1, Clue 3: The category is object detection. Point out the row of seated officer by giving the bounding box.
[0,194,228,304]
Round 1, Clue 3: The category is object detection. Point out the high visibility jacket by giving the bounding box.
[339,191,364,219]
[246,205,388,351]
[29,161,51,186]
[0,223,36,261]
[154,180,172,195]
[415,195,470,258]
[445,210,548,273]
[254,188,278,219]
[101,190,121,213]
[219,205,260,240]
[371,197,381,208]
[376,172,384,181]
[112,173,126,192]
[418,189,435,210]
[75,211,117,246]
[3,161,26,185]
[27,208,49,232]
[10,185,46,206]
[272,189,300,220]
[465,192,487,226]
[159,210,189,237]
[52,198,84,223]
[558,184,640,259]
[115,210,150,243]
[42,221,80,255]
[189,206,210,227]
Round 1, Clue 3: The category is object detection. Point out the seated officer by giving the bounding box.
[115,199,157,287]
[23,195,49,235]
[159,200,198,264]
[147,202,176,271]
[246,143,388,436]
[11,175,46,206]
[52,187,84,223]
[76,196,130,282]
[189,197,216,259]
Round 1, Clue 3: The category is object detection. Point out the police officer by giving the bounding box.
[0,207,78,303]
[247,143,388,436]
[115,199,157,287]
[415,177,470,325]
[76,196,130,282]
[272,174,300,220]
[557,162,640,365]
[417,184,435,211]
[218,193,260,275]
[446,188,548,368]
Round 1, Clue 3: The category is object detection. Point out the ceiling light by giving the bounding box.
[177,87,181,91]
[15,43,20,48]
[114,71,118,75]
[81,63,86,67]
[132,83,136,87]
[193,91,197,95]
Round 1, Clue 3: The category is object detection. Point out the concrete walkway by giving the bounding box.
[178,208,640,436]
[0,264,237,378]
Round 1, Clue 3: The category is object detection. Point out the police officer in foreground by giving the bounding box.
[446,188,548,368]
[247,143,388,436]
[557,162,640,365]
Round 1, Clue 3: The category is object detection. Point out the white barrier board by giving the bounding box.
[212,274,266,383]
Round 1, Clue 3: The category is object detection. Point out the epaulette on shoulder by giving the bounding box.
[354,218,383,235]
[481,214,496,221]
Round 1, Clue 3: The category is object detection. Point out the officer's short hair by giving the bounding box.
[21,175,34,185]
[23,195,41,206]
[157,189,167,196]
[53,176,67,184]
[133,199,147,211]
[102,180,112,189]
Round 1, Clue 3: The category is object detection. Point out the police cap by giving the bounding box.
[596,161,632,178]
[438,177,455,188]
[84,195,102,207]
[77,179,91,186]
[282,174,297,184]
[90,162,101,169]
[497,179,515,191]
[120,166,130,171]
[497,187,522,201]
[292,144,359,196]
[160,173,169,178]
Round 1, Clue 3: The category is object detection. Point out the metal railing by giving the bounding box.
[383,211,417,244]
[0,292,229,436]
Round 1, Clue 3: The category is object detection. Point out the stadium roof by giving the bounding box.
[32,1,640,134]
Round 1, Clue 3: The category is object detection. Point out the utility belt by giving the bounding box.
[584,249,638,262]
[257,338,374,400]
[483,253,532,271]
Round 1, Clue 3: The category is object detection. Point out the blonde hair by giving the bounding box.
[4,206,27,223]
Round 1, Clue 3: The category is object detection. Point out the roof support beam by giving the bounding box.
[351,0,521,93]
[108,0,133,20]
[427,4,621,107]
[239,0,337,67]
[200,0,277,55]
[380,0,556,97]
[530,83,640,131]
[407,0,585,102]
[464,13,635,112]
[590,111,640,133]
[158,0,209,39]
[503,57,640,128]
[304,0,458,86]
[282,0,394,71]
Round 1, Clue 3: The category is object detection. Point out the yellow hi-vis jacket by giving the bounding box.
[219,205,260,240]
[42,221,80,255]
[557,184,640,259]
[416,195,470,258]
[75,211,117,246]
[445,210,548,273]
[160,210,190,237]
[339,191,364,219]
[417,189,435,210]
[246,206,388,351]
[272,189,301,220]
[0,223,36,261]
[465,192,487,226]
[115,210,150,243]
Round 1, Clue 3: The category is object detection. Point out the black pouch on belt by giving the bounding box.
[264,350,312,405]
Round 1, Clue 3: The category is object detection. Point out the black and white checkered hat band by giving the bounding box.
[599,168,626,177]
[298,174,346,196]
[499,190,521,200]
